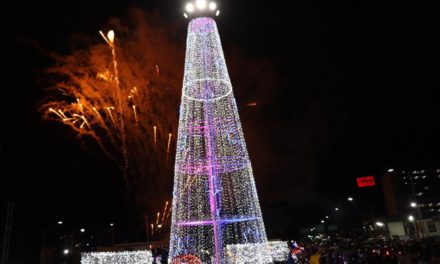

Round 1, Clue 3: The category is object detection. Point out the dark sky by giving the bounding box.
[2,0,440,261]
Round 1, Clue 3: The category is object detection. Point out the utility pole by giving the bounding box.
[1,201,14,264]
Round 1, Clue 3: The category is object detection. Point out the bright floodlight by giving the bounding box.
[408,215,415,222]
[107,30,115,44]
[80,228,85,233]
[376,221,384,227]
[196,0,207,10]
[388,168,394,172]
[347,197,354,202]
[410,202,417,208]
[63,249,69,255]
[209,2,217,10]
[185,3,195,12]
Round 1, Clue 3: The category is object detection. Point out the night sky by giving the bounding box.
[2,0,440,261]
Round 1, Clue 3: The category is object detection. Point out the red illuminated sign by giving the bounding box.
[356,176,375,188]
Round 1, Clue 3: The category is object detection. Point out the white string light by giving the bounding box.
[80,251,153,264]
[267,241,290,262]
[169,17,267,263]
[226,241,289,263]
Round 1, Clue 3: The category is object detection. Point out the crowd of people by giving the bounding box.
[151,246,169,264]
[287,237,440,264]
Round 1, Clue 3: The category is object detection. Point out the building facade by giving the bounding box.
[382,169,440,237]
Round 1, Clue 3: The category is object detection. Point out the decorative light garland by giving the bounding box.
[267,241,290,262]
[169,17,267,263]
[226,241,289,263]
[171,254,202,264]
[80,250,153,264]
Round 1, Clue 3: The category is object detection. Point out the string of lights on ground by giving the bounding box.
[168,13,267,263]
[80,251,153,264]
[226,241,289,263]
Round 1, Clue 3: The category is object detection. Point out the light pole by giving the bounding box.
[110,223,114,245]
[408,173,424,239]
[407,215,419,240]
[157,224,162,240]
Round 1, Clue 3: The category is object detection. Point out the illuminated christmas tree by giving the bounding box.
[169,3,267,263]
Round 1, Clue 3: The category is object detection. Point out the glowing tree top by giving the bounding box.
[183,0,221,19]
[169,3,267,263]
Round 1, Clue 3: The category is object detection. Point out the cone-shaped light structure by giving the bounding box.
[169,17,267,263]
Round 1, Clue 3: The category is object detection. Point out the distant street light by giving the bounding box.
[63,249,69,255]
[110,223,114,227]
[325,216,329,219]
[408,215,415,222]
[321,220,325,224]
[410,202,417,208]
[376,221,385,227]
[335,207,339,211]
[80,228,85,233]
[58,221,63,225]
[347,197,354,202]
[388,168,394,172]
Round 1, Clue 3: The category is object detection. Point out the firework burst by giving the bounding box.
[40,11,184,230]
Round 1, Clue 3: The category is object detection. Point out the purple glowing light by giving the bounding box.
[189,17,216,34]
[177,217,259,227]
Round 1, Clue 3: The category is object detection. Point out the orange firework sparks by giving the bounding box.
[155,211,160,226]
[104,107,116,125]
[166,132,172,162]
[132,105,138,124]
[153,126,157,146]
[92,107,105,123]
[160,201,168,225]
[40,12,183,229]
[164,205,172,225]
